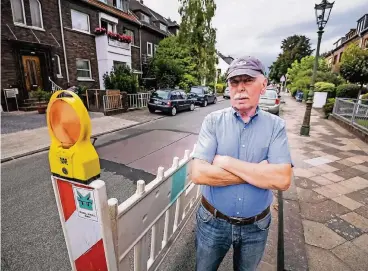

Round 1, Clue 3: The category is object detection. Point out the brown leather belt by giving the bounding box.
[201,196,270,225]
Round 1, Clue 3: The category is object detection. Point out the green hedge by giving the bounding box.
[315,82,336,98]
[336,84,361,98]
[323,98,335,118]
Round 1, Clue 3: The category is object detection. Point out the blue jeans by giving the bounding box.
[195,204,271,271]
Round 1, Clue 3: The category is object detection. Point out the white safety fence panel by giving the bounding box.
[110,145,200,271]
[103,94,123,113]
[128,93,151,109]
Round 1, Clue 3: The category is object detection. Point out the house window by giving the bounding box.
[339,52,343,62]
[141,13,150,23]
[55,55,62,77]
[76,59,92,80]
[154,45,158,55]
[71,9,90,33]
[113,61,126,69]
[333,55,338,65]
[147,42,153,56]
[159,23,167,32]
[10,0,26,24]
[124,29,134,45]
[101,20,116,33]
[29,0,43,28]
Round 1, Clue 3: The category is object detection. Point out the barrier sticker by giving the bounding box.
[170,164,187,203]
[73,187,98,222]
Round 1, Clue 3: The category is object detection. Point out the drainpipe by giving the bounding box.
[58,0,70,85]
[139,26,143,76]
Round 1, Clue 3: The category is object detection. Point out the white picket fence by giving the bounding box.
[128,93,151,109]
[107,144,199,270]
[103,94,123,114]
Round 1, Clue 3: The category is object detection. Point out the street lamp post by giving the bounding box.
[300,0,334,136]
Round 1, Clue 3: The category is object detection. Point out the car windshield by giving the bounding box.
[261,90,277,99]
[190,87,203,94]
[151,90,169,99]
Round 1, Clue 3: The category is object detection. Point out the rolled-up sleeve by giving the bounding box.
[267,120,293,165]
[192,114,217,164]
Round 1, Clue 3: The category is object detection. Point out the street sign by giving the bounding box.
[3,88,19,111]
[47,90,100,183]
[280,75,286,82]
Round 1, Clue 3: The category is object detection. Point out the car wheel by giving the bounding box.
[189,103,195,111]
[149,108,155,113]
[170,107,177,116]
[202,100,208,107]
[213,98,217,104]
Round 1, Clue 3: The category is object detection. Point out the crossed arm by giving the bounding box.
[191,156,292,191]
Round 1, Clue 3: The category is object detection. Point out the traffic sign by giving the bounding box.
[47,90,100,183]
[280,75,286,82]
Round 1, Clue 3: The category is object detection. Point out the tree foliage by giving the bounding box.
[178,0,217,84]
[152,36,198,89]
[103,66,137,94]
[286,56,343,96]
[269,35,313,82]
[340,43,368,94]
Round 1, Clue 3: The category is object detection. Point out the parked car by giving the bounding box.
[147,89,196,116]
[188,86,217,107]
[223,87,230,99]
[259,89,280,115]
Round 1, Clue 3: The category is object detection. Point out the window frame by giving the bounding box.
[159,23,167,32]
[124,28,135,45]
[29,0,44,29]
[154,44,158,55]
[10,0,26,25]
[147,42,153,57]
[71,9,90,34]
[76,59,92,80]
[55,54,63,78]
[141,13,150,23]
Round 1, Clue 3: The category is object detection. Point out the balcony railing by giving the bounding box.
[108,37,130,50]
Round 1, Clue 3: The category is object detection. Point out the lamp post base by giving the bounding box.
[300,125,310,136]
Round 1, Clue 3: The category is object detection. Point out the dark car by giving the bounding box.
[147,89,196,116]
[188,86,217,107]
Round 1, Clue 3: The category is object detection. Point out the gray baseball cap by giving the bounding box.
[226,56,266,80]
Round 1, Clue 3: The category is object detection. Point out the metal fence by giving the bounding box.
[333,98,368,132]
[128,93,151,109]
[103,94,123,114]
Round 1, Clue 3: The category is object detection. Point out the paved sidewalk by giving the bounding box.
[283,94,368,271]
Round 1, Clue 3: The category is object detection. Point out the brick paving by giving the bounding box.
[282,94,368,271]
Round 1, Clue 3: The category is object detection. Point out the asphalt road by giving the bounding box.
[1,100,230,271]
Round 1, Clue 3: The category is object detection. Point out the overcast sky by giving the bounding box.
[141,0,367,69]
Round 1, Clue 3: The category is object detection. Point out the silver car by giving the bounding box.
[259,89,280,115]
[223,88,230,99]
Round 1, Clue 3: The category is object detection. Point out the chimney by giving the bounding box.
[140,0,144,4]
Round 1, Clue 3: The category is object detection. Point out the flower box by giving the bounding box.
[94,27,106,35]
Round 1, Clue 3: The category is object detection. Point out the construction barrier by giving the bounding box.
[47,89,199,270]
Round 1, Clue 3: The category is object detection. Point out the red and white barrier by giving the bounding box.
[51,177,117,271]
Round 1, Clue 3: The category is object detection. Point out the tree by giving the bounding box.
[340,43,368,97]
[152,36,198,89]
[103,65,137,93]
[269,35,313,82]
[178,0,217,84]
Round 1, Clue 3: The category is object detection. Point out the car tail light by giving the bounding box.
[275,98,280,105]
[167,101,171,106]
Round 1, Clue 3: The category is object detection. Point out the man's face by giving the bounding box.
[228,74,267,112]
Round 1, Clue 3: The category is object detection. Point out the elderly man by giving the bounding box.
[192,56,293,271]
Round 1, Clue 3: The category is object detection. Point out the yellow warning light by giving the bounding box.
[47,90,100,183]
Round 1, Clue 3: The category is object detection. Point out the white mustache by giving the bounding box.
[234,94,249,100]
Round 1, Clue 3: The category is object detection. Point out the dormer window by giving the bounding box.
[141,13,150,23]
[159,23,167,32]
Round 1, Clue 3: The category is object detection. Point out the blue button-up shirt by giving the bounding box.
[193,107,292,218]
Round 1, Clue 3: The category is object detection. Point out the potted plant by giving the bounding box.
[107,31,119,40]
[31,88,51,114]
[94,27,106,35]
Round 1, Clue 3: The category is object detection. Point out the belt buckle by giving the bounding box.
[231,217,245,225]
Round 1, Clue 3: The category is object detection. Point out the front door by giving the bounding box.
[22,55,43,92]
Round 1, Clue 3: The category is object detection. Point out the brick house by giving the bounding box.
[1,0,179,110]
[61,0,142,90]
[130,0,179,83]
[325,14,368,73]
[1,0,67,109]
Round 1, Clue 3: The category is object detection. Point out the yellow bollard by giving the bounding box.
[47,90,100,184]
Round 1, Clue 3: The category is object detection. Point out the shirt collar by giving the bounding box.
[231,106,260,121]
